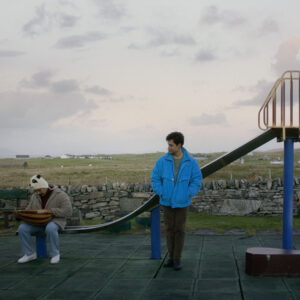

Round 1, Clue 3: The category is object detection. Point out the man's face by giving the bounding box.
[35,188,48,196]
[167,140,182,155]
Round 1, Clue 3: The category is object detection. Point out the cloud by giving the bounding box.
[129,28,196,51]
[232,80,274,107]
[93,0,126,21]
[146,27,196,48]
[85,85,112,96]
[20,71,80,94]
[32,70,54,87]
[55,31,106,48]
[160,49,181,57]
[272,37,300,74]
[23,4,79,36]
[128,43,140,50]
[200,5,246,27]
[23,4,52,36]
[258,19,279,36]
[20,70,54,89]
[51,80,79,93]
[189,113,227,126]
[195,49,216,62]
[0,50,25,57]
[0,91,97,129]
[58,14,79,28]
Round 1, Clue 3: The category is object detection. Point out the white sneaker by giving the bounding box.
[17,253,37,263]
[50,254,60,264]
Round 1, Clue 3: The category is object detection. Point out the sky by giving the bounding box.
[1,0,300,157]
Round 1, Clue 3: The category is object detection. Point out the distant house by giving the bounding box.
[60,154,74,159]
[99,155,112,160]
[192,153,207,160]
[270,157,283,165]
[16,155,30,158]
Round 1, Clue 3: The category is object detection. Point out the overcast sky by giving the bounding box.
[1,0,300,156]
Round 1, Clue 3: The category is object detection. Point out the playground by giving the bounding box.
[1,232,300,300]
[2,71,300,299]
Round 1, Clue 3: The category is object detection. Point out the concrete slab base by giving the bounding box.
[246,247,300,276]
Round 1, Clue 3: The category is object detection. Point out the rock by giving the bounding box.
[132,192,151,198]
[81,185,88,193]
[92,202,107,209]
[234,180,239,189]
[120,182,128,190]
[119,191,129,197]
[85,212,101,219]
[219,199,262,215]
[120,197,143,212]
[267,179,272,190]
[217,180,227,189]
[112,183,120,189]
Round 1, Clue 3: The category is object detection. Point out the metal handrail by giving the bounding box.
[258,70,300,139]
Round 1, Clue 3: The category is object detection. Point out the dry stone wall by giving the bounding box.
[191,177,300,216]
[1,177,300,220]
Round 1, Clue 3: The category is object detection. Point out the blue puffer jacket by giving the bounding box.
[151,147,202,208]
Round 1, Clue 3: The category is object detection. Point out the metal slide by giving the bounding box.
[64,129,279,233]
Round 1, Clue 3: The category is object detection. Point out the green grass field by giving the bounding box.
[1,149,300,188]
[2,213,300,236]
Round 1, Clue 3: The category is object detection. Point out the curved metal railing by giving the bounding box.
[258,70,300,139]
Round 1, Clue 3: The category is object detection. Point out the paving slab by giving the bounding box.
[1,233,300,299]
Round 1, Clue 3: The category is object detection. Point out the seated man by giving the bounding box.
[17,175,72,264]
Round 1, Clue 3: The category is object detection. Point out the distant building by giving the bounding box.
[270,157,283,165]
[60,154,112,159]
[192,153,207,160]
[60,154,74,159]
[99,155,112,160]
[16,155,30,158]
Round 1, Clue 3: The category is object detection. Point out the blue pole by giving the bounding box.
[283,138,294,250]
[36,235,47,258]
[151,206,161,259]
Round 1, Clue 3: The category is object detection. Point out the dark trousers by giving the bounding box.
[163,205,188,260]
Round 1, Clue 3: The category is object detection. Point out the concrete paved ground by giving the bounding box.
[1,233,300,299]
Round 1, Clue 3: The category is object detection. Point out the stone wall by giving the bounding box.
[1,178,300,220]
[0,183,152,221]
[68,183,152,220]
[191,177,300,216]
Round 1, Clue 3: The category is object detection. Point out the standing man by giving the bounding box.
[151,132,202,270]
[16,175,72,264]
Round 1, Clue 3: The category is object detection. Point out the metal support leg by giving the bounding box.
[151,206,161,259]
[283,138,294,250]
[36,235,47,258]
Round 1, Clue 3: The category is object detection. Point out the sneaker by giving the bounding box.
[173,259,182,271]
[163,259,174,268]
[50,254,60,264]
[17,253,37,263]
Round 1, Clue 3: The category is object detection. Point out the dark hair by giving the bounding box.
[166,132,184,146]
